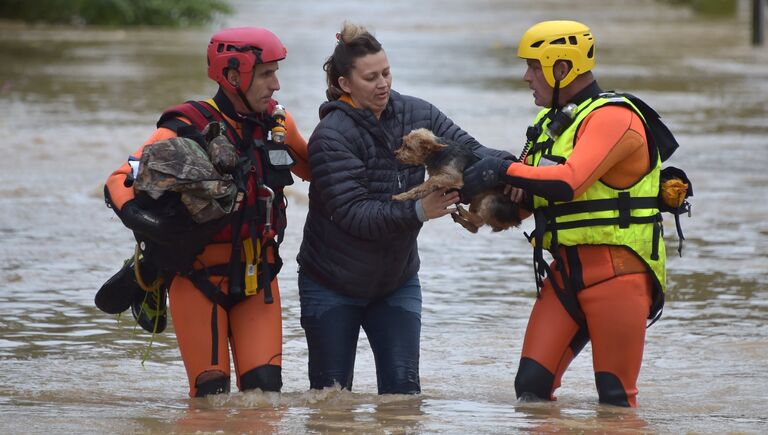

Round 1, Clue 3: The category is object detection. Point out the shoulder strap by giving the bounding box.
[157,100,242,146]
[157,100,213,129]
[599,92,680,162]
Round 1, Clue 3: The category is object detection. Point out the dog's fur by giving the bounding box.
[392,128,521,233]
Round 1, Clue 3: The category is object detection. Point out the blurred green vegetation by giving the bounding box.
[656,0,738,16]
[0,0,232,27]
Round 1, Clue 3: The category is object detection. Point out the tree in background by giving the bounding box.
[0,0,232,27]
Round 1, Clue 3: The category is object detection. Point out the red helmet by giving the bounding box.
[207,27,287,94]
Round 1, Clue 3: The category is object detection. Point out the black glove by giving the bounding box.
[473,147,518,162]
[500,151,518,162]
[460,156,512,204]
[117,200,174,244]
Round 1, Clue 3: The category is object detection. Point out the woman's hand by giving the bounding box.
[503,185,525,203]
[421,188,460,220]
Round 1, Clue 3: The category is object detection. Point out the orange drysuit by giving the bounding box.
[106,95,308,397]
[509,102,654,407]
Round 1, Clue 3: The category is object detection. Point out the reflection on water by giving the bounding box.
[1,0,767,433]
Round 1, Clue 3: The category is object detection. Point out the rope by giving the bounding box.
[133,244,164,293]
[131,244,166,366]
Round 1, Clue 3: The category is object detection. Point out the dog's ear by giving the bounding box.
[401,128,448,160]
[423,137,447,152]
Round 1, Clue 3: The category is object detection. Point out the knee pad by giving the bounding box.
[514,357,554,401]
[195,374,230,397]
[595,372,630,407]
[240,364,282,393]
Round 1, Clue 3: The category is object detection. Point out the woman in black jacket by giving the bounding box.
[297,22,512,394]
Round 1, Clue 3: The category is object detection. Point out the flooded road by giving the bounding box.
[1,0,767,433]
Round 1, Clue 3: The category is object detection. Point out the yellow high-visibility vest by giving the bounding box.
[527,94,666,292]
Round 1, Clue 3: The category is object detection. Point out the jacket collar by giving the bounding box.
[213,88,241,121]
[318,91,400,148]
[566,80,603,107]
[320,90,398,123]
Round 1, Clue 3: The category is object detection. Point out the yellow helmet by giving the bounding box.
[517,20,595,88]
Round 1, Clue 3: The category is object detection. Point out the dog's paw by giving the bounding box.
[451,212,480,233]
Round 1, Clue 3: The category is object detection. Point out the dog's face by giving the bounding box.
[394,128,447,165]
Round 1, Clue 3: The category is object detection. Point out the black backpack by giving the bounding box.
[621,92,693,256]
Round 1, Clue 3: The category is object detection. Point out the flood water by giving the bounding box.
[1,0,767,433]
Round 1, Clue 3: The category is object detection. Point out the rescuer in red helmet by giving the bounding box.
[99,27,310,398]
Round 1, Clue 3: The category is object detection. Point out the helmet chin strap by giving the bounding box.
[551,79,562,111]
[230,70,258,115]
[236,87,257,115]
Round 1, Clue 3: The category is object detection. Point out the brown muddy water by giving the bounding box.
[1,0,767,433]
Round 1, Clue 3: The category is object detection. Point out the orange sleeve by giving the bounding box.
[284,110,311,181]
[505,105,648,201]
[104,126,181,210]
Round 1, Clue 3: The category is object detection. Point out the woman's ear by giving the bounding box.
[226,69,241,89]
[338,76,352,94]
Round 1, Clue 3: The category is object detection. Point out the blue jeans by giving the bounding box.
[298,271,422,394]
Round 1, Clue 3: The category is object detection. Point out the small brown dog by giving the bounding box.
[392,128,521,233]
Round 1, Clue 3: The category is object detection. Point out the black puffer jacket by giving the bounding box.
[297,90,509,299]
